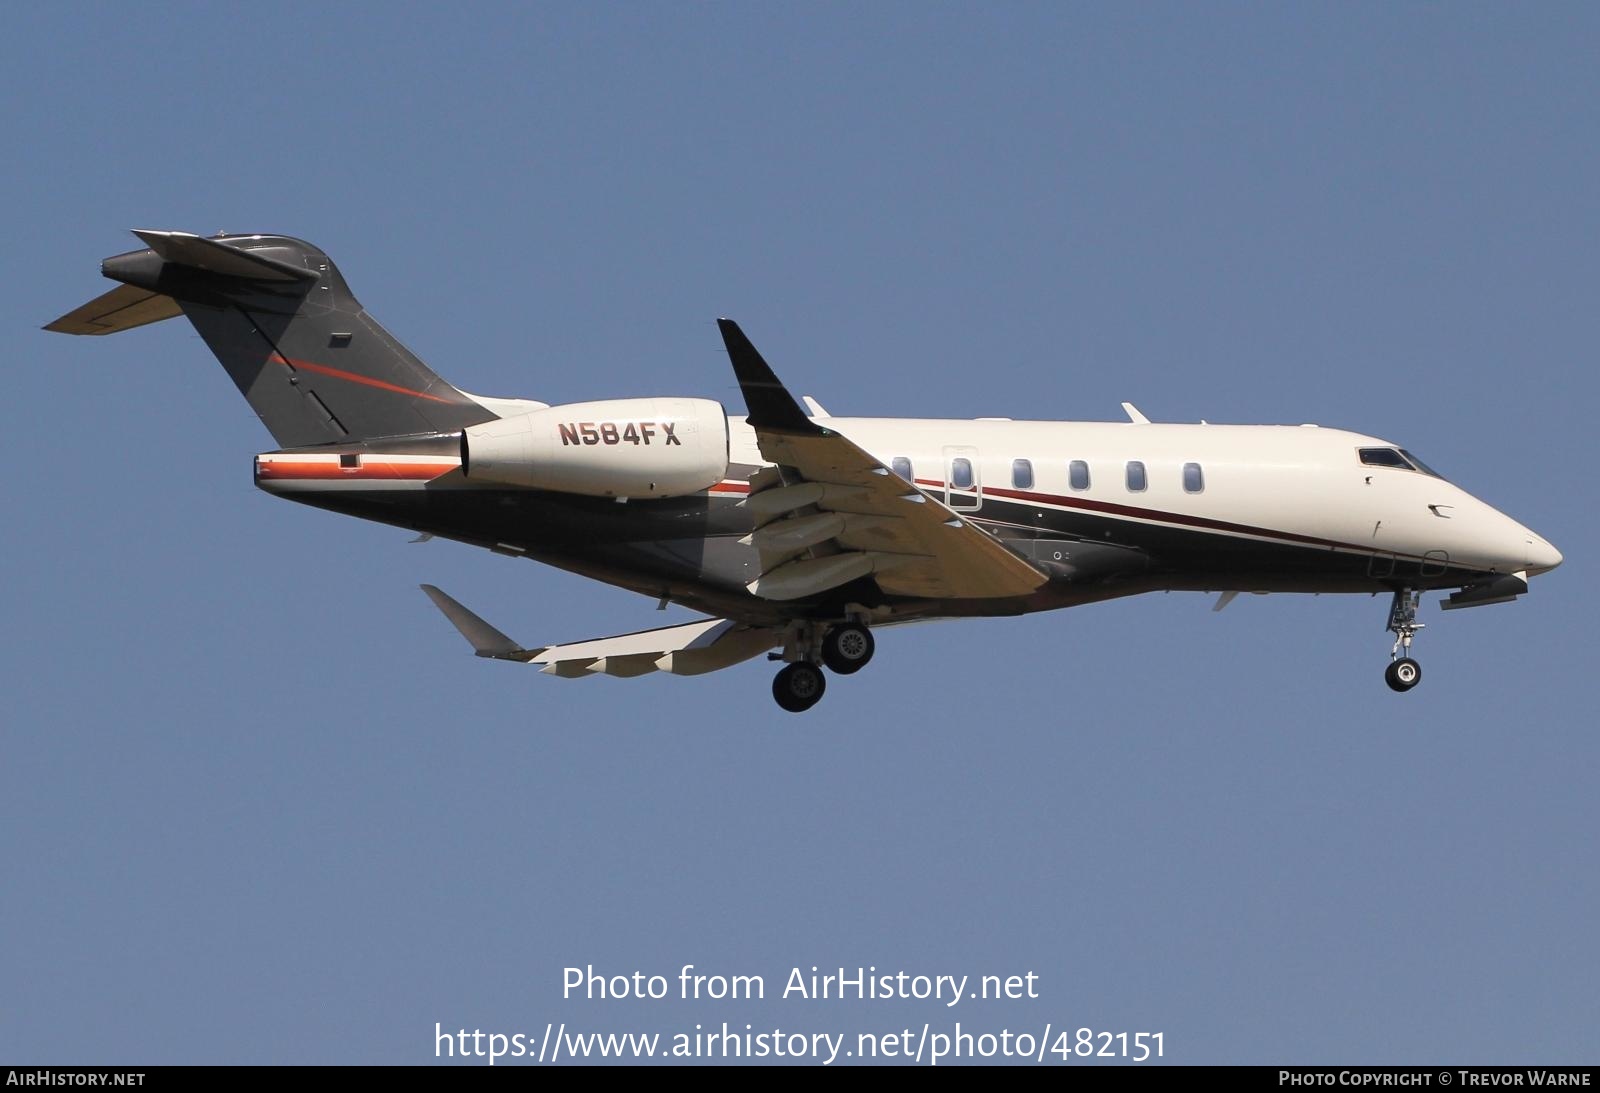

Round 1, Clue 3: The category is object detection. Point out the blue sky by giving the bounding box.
[3,3,1595,1065]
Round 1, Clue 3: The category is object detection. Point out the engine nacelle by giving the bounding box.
[460,398,729,497]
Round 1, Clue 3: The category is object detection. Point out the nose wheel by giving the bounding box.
[1384,590,1424,692]
[1385,657,1422,692]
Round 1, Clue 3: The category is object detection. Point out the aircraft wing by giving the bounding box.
[718,319,1048,601]
[421,585,779,677]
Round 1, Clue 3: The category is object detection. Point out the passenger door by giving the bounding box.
[943,446,982,512]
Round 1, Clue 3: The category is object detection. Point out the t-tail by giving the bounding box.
[45,230,498,446]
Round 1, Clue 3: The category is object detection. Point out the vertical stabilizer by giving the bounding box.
[47,231,498,446]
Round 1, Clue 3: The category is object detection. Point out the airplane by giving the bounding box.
[46,230,1563,711]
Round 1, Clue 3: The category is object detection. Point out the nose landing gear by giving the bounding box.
[1384,589,1424,693]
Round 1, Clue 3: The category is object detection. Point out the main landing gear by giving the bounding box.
[770,621,877,712]
[821,622,875,675]
[1384,589,1424,693]
[772,662,827,713]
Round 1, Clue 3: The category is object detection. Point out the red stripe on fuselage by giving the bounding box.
[915,478,1427,560]
[267,353,456,404]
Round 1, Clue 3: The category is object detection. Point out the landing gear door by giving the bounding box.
[943,446,981,511]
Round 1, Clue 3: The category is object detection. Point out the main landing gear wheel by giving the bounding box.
[772,662,826,713]
[1384,589,1425,693]
[1385,657,1422,692]
[821,623,875,675]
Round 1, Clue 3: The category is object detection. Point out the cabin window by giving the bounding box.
[339,453,361,470]
[951,458,973,489]
[891,456,913,482]
[1183,462,1204,493]
[1012,459,1033,489]
[1126,460,1147,492]
[1069,460,1090,491]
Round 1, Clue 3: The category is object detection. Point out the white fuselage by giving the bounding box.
[257,405,1561,614]
[727,415,1560,583]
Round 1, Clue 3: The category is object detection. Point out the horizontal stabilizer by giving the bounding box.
[130,229,319,283]
[43,284,182,335]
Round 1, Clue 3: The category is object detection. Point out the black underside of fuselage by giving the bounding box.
[269,478,1496,626]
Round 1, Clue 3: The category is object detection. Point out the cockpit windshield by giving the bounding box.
[1398,449,1443,479]
[1358,447,1445,480]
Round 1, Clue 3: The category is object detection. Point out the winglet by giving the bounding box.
[716,318,823,434]
[420,584,541,661]
[801,395,831,419]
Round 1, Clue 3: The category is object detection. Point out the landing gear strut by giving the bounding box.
[1384,589,1424,693]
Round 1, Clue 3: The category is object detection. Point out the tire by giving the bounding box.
[772,662,827,712]
[821,623,875,675]
[1385,657,1422,692]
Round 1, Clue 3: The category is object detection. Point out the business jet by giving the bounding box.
[47,231,1562,711]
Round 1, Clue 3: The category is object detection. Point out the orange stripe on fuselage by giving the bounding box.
[256,459,459,481]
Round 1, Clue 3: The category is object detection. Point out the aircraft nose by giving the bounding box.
[1527,535,1562,577]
